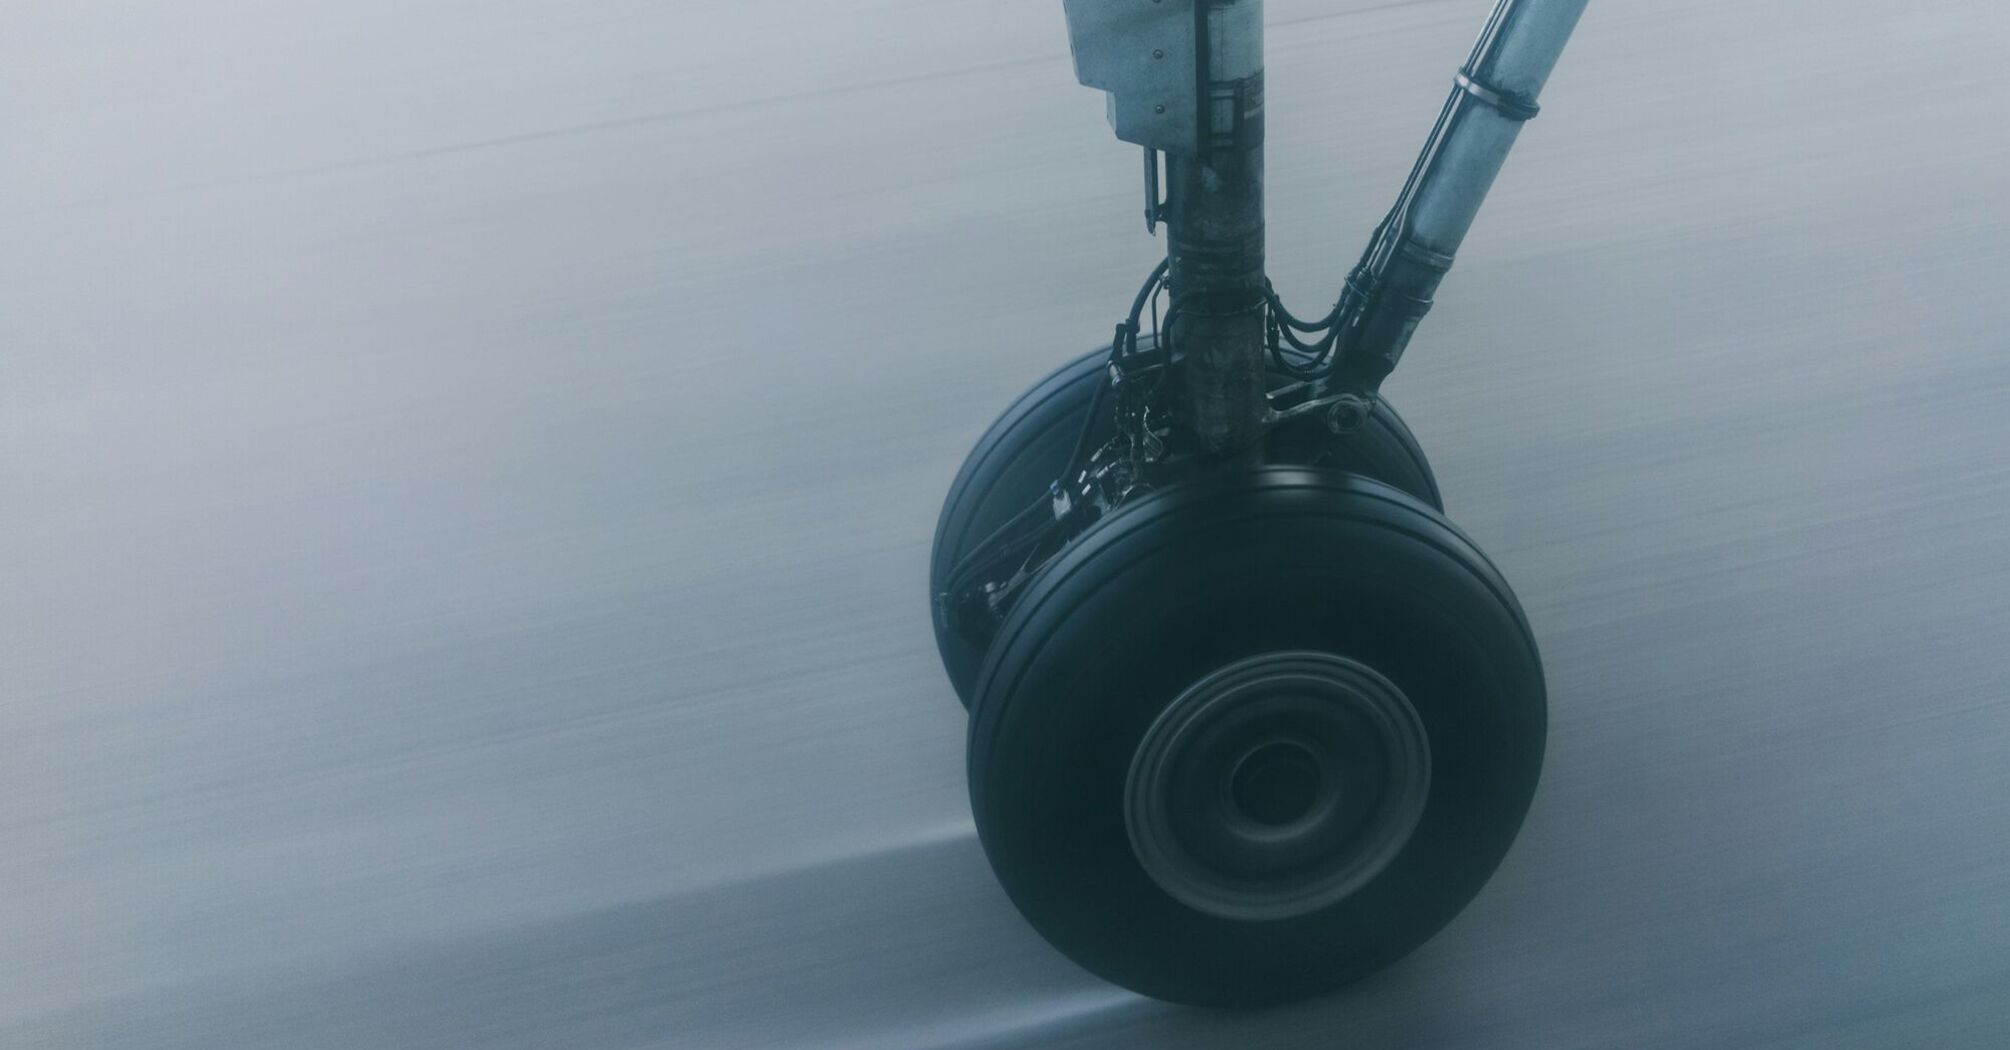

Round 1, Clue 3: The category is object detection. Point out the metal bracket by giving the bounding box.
[1063,0,1200,155]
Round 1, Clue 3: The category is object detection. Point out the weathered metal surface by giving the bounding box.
[1168,0,1268,456]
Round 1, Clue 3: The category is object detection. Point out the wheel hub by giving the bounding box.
[1124,652,1431,921]
[1229,740,1322,826]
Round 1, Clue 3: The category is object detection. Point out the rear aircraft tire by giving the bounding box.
[930,347,1441,705]
[966,468,1544,1007]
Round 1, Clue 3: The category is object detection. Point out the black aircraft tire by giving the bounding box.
[966,469,1544,1007]
[930,348,1440,706]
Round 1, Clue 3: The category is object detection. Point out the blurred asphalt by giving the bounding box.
[8,0,2010,1046]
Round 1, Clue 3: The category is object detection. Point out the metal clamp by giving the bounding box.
[1454,70,1541,121]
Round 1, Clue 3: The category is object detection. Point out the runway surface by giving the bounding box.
[8,0,2010,1045]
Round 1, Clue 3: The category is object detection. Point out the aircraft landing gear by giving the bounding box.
[928,0,1586,1006]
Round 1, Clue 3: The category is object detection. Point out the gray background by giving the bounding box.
[6,0,2010,1046]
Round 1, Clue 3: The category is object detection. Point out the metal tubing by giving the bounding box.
[1168,0,1267,457]
[1336,0,1588,390]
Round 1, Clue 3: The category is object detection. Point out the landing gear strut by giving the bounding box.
[930,0,1587,1006]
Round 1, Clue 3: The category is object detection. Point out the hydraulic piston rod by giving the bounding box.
[1334,0,1589,391]
[1062,0,1269,455]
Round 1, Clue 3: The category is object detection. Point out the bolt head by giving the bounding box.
[1327,397,1371,435]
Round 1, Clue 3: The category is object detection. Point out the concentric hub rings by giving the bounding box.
[1124,651,1431,921]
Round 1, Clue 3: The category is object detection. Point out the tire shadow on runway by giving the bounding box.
[2,834,1139,1050]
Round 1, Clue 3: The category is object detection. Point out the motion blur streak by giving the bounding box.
[6,0,2010,1046]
